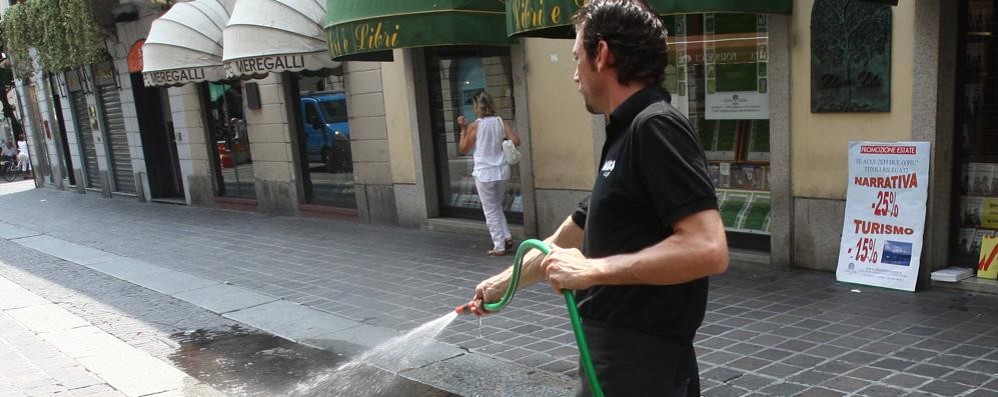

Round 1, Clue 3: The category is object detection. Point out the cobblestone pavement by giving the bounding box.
[1,188,998,396]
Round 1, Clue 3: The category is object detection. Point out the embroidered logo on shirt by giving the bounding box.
[600,160,616,177]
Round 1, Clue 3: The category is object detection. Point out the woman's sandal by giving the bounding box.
[504,238,514,251]
[487,249,505,257]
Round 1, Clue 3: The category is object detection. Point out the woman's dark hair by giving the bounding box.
[573,0,668,87]
[473,91,497,117]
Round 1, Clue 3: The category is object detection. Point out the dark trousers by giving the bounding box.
[575,321,699,397]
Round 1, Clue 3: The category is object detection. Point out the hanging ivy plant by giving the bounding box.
[2,4,35,78]
[62,0,105,68]
[36,0,69,72]
[1,0,105,79]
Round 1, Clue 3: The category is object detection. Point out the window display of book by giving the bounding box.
[717,190,771,234]
[951,0,998,269]
[954,164,998,268]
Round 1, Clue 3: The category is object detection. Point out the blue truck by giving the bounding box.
[300,91,351,172]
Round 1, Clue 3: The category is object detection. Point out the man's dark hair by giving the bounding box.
[573,0,668,86]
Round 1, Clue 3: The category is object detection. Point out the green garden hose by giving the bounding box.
[462,239,604,397]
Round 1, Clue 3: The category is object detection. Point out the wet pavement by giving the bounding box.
[168,326,455,396]
[169,325,344,396]
[1,187,998,396]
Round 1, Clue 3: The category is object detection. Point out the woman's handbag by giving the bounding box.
[502,139,522,165]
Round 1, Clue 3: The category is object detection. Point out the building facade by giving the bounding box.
[12,0,978,289]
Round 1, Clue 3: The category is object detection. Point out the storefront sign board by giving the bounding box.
[143,67,211,87]
[837,141,931,292]
[127,40,145,73]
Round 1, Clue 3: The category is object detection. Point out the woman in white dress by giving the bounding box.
[457,91,522,256]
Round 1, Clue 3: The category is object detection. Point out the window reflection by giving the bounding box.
[296,75,356,209]
[205,82,255,199]
[428,48,523,223]
[664,14,771,236]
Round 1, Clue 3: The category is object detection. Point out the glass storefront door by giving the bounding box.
[953,0,998,268]
[292,74,357,209]
[663,13,772,250]
[202,82,255,199]
[426,47,523,223]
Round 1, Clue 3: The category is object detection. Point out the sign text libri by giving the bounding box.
[328,21,400,58]
[511,0,585,31]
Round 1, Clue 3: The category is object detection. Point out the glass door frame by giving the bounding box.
[199,81,255,200]
[425,45,524,224]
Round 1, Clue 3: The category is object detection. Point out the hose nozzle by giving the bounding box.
[456,302,490,315]
[454,303,473,315]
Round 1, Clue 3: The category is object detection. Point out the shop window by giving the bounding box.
[663,14,771,246]
[954,0,998,267]
[294,74,356,209]
[426,47,523,223]
[203,82,255,199]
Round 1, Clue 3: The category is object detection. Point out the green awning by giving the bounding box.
[506,0,793,38]
[325,0,512,61]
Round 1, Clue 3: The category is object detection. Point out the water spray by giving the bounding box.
[456,239,604,397]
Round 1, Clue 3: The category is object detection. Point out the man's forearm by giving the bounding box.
[498,216,584,291]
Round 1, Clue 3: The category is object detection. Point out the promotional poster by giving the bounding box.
[837,141,931,291]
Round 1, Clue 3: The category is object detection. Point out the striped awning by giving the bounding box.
[222,0,340,79]
[142,0,231,86]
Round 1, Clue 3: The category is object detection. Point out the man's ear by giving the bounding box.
[596,40,613,72]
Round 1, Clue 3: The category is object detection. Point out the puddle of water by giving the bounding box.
[291,312,459,397]
[169,324,456,396]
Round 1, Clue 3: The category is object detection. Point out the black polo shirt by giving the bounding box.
[572,85,717,343]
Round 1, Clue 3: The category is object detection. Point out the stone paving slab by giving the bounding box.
[14,235,115,266]
[6,304,91,334]
[117,266,217,295]
[0,225,39,240]
[85,257,170,282]
[307,323,400,355]
[222,300,362,341]
[2,188,998,395]
[0,313,103,397]
[0,276,48,310]
[172,283,278,314]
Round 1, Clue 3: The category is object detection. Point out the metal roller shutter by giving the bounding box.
[71,92,102,189]
[98,85,135,193]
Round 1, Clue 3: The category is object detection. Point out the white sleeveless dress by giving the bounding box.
[472,116,510,183]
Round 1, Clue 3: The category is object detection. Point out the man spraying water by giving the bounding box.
[461,1,729,395]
